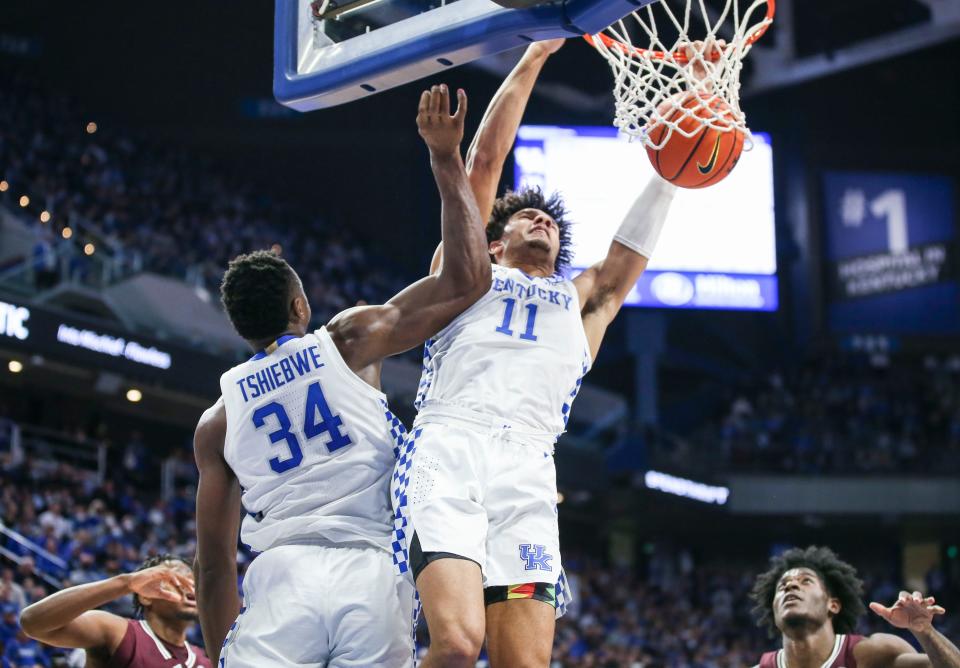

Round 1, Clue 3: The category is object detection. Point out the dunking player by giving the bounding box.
[751,546,960,668]
[193,85,489,667]
[19,555,211,667]
[391,40,679,666]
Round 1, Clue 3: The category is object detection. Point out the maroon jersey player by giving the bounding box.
[750,546,960,668]
[19,555,210,668]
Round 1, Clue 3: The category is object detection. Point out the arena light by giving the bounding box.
[7,360,23,374]
[62,227,73,240]
[126,388,143,403]
[86,122,97,134]
[83,243,95,256]
[644,470,729,505]
[39,210,51,223]
[557,492,565,504]
[18,195,29,207]
[0,180,8,192]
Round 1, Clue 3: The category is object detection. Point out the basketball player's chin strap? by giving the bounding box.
[612,177,677,259]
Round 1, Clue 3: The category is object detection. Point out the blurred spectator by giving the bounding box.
[0,66,407,327]
[648,353,960,476]
[0,415,958,665]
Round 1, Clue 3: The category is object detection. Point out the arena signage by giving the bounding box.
[0,300,30,341]
[833,243,951,298]
[632,270,777,310]
[0,302,228,396]
[55,324,172,370]
[823,172,959,333]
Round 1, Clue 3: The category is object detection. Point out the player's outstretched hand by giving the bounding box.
[529,38,565,58]
[127,566,194,603]
[870,591,946,634]
[681,38,727,87]
[417,84,467,158]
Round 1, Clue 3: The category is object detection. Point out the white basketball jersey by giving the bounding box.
[416,264,591,435]
[219,327,404,554]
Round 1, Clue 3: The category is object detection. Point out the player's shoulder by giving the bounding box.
[86,610,133,657]
[194,398,227,454]
[197,397,225,428]
[854,632,917,667]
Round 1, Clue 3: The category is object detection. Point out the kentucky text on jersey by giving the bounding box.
[235,345,324,402]
[492,275,574,310]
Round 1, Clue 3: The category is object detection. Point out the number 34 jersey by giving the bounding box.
[416,264,592,436]
[219,328,404,554]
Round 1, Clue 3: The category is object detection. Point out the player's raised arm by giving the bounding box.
[19,582,131,652]
[193,399,242,662]
[428,39,564,274]
[18,566,188,653]
[856,591,960,668]
[573,177,676,359]
[328,85,490,372]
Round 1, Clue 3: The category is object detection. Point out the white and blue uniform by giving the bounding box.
[392,264,590,602]
[218,328,414,668]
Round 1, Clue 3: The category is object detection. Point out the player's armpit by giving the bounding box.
[576,240,649,359]
[856,633,925,668]
[194,400,242,662]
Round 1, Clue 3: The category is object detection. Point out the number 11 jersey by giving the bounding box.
[219,328,405,554]
[415,264,592,436]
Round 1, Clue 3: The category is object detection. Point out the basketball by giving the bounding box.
[646,92,745,189]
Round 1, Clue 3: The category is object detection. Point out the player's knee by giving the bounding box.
[428,619,485,665]
[510,646,552,668]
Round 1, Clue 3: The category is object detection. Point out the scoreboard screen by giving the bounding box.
[514,125,778,311]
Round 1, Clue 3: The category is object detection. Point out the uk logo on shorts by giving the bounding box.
[519,544,553,571]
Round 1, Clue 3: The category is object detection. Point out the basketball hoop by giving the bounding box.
[584,0,774,150]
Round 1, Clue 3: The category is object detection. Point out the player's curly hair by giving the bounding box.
[750,546,866,637]
[487,187,573,273]
[221,250,296,342]
[132,554,191,618]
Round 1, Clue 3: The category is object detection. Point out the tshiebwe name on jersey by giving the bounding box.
[492,275,574,310]
[234,345,324,403]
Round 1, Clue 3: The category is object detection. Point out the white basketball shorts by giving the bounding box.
[220,544,415,668]
[391,407,562,592]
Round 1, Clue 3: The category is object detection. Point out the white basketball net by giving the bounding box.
[587,0,774,150]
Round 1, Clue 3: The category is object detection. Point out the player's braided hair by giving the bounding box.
[221,250,296,342]
[750,546,866,637]
[131,554,191,619]
[488,187,573,273]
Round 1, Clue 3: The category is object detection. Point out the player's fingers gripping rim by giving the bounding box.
[453,89,467,125]
[418,89,431,118]
[438,84,451,117]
